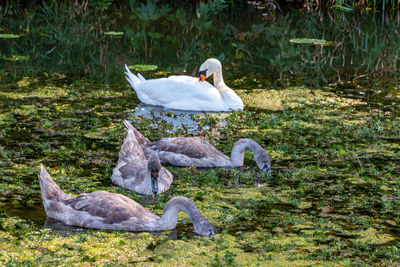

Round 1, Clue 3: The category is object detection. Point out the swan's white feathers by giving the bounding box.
[129,76,223,110]
[137,73,146,81]
[124,58,243,111]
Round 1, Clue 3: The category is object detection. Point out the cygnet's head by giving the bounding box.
[147,152,161,195]
[198,58,222,81]
[255,150,272,173]
[194,219,215,236]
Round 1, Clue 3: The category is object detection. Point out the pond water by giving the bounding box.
[1,4,400,266]
[132,103,228,133]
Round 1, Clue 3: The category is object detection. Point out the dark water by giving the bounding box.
[1,5,399,83]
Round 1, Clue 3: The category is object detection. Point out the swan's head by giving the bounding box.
[255,150,272,174]
[194,219,215,236]
[198,58,222,81]
[147,153,162,195]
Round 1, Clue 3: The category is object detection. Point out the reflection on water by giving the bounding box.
[131,103,227,133]
[44,216,196,241]
[44,217,85,232]
[4,203,46,225]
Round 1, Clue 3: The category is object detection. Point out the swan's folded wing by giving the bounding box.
[151,137,223,159]
[70,191,156,224]
[136,77,222,108]
[167,76,222,101]
[118,161,146,183]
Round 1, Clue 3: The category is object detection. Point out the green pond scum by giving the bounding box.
[0,71,399,266]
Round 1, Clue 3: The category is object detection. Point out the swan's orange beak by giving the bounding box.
[198,69,207,82]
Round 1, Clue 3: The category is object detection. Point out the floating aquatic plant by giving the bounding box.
[103,31,124,36]
[0,34,20,38]
[3,55,29,61]
[289,38,337,46]
[128,64,158,71]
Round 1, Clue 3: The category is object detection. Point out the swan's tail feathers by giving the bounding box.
[124,64,143,91]
[39,164,71,203]
[119,124,145,162]
[137,73,146,81]
[123,120,150,146]
[123,119,134,131]
[120,126,137,156]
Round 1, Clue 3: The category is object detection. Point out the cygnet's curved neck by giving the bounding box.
[138,149,161,194]
[156,197,205,230]
[143,147,157,161]
[230,139,264,167]
[135,170,153,193]
[133,127,150,147]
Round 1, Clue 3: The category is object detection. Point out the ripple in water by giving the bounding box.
[131,103,227,134]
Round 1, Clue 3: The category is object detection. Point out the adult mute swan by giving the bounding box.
[39,165,215,236]
[128,125,271,173]
[111,120,173,195]
[124,58,244,111]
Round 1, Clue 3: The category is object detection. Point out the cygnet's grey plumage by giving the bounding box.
[39,165,215,236]
[149,137,271,172]
[127,122,271,172]
[111,120,172,195]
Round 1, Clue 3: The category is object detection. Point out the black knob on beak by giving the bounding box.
[262,164,271,173]
[198,69,207,81]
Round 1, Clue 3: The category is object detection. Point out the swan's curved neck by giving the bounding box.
[230,139,264,167]
[156,197,205,230]
[132,127,150,147]
[136,170,153,193]
[213,70,227,91]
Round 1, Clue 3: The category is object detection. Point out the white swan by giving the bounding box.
[129,125,271,173]
[111,120,173,195]
[39,165,215,236]
[124,58,244,111]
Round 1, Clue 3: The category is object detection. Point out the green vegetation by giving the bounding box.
[0,72,399,265]
[129,64,158,71]
[0,34,19,38]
